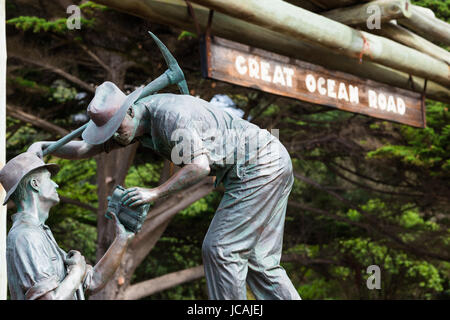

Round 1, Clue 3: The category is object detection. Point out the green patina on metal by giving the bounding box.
[19,32,300,300]
[0,153,136,300]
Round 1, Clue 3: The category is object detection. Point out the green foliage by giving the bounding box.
[339,238,445,298]
[49,80,78,103]
[7,16,95,33]
[47,157,99,263]
[79,1,109,12]
[125,162,163,189]
[412,0,450,22]
[6,3,106,34]
[178,31,197,40]
[52,217,97,265]
[8,76,51,95]
[51,158,98,206]
[7,16,67,33]
[367,101,449,175]
[297,276,338,300]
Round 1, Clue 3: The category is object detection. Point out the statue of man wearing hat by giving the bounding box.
[28,81,301,300]
[0,152,136,299]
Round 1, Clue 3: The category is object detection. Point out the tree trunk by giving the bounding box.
[189,0,450,88]
[95,0,450,103]
[89,177,214,299]
[89,143,139,300]
[123,265,205,300]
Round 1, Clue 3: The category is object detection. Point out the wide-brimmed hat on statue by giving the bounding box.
[0,152,60,205]
[82,81,143,145]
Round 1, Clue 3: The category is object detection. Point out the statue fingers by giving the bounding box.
[108,211,119,222]
[129,199,144,207]
[121,187,138,197]
[121,189,138,203]
[123,195,140,206]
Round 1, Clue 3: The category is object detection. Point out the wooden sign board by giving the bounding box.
[201,36,426,128]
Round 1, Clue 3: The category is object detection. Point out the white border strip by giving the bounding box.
[0,0,8,300]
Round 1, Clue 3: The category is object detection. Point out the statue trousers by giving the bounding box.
[202,139,301,300]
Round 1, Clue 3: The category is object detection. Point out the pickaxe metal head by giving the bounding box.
[138,31,189,99]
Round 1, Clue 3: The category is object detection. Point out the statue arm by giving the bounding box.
[36,250,87,300]
[84,235,130,295]
[121,154,211,207]
[84,213,134,295]
[156,154,211,198]
[37,265,85,300]
[28,140,104,159]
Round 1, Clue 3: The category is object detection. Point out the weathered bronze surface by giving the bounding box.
[25,32,300,300]
[0,153,136,299]
[106,185,150,233]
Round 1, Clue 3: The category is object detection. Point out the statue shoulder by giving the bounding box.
[7,223,43,250]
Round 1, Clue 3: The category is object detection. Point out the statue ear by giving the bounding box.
[29,178,40,192]
[127,106,135,119]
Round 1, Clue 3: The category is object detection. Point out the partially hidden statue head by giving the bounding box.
[82,81,143,146]
[0,152,60,206]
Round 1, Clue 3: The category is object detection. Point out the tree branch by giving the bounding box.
[8,51,95,93]
[325,162,424,198]
[123,265,205,300]
[59,196,98,213]
[76,42,112,74]
[289,200,450,261]
[281,254,336,266]
[128,177,215,267]
[6,104,69,137]
[330,161,414,189]
[133,176,215,249]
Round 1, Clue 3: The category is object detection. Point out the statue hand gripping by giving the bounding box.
[120,187,160,208]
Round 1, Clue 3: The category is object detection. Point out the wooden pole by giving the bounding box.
[366,22,450,65]
[412,5,434,19]
[285,0,320,12]
[95,0,450,103]
[189,0,450,88]
[399,5,450,46]
[307,0,367,10]
[322,0,412,26]
[0,0,8,300]
[322,1,450,65]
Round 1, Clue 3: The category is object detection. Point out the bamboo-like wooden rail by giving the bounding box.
[96,0,450,103]
[189,0,450,88]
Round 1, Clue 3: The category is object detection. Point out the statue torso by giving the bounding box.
[136,94,275,187]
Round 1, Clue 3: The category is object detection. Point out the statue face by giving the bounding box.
[36,170,60,205]
[114,106,138,146]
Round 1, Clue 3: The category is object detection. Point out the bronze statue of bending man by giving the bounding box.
[29,80,301,300]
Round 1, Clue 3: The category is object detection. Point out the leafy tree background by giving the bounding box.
[3,0,449,299]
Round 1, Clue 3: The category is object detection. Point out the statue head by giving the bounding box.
[0,152,59,207]
[81,81,143,146]
[11,167,60,209]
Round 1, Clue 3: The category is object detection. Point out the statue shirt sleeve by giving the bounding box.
[11,228,62,300]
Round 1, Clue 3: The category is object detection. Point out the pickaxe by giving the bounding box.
[42,31,188,156]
